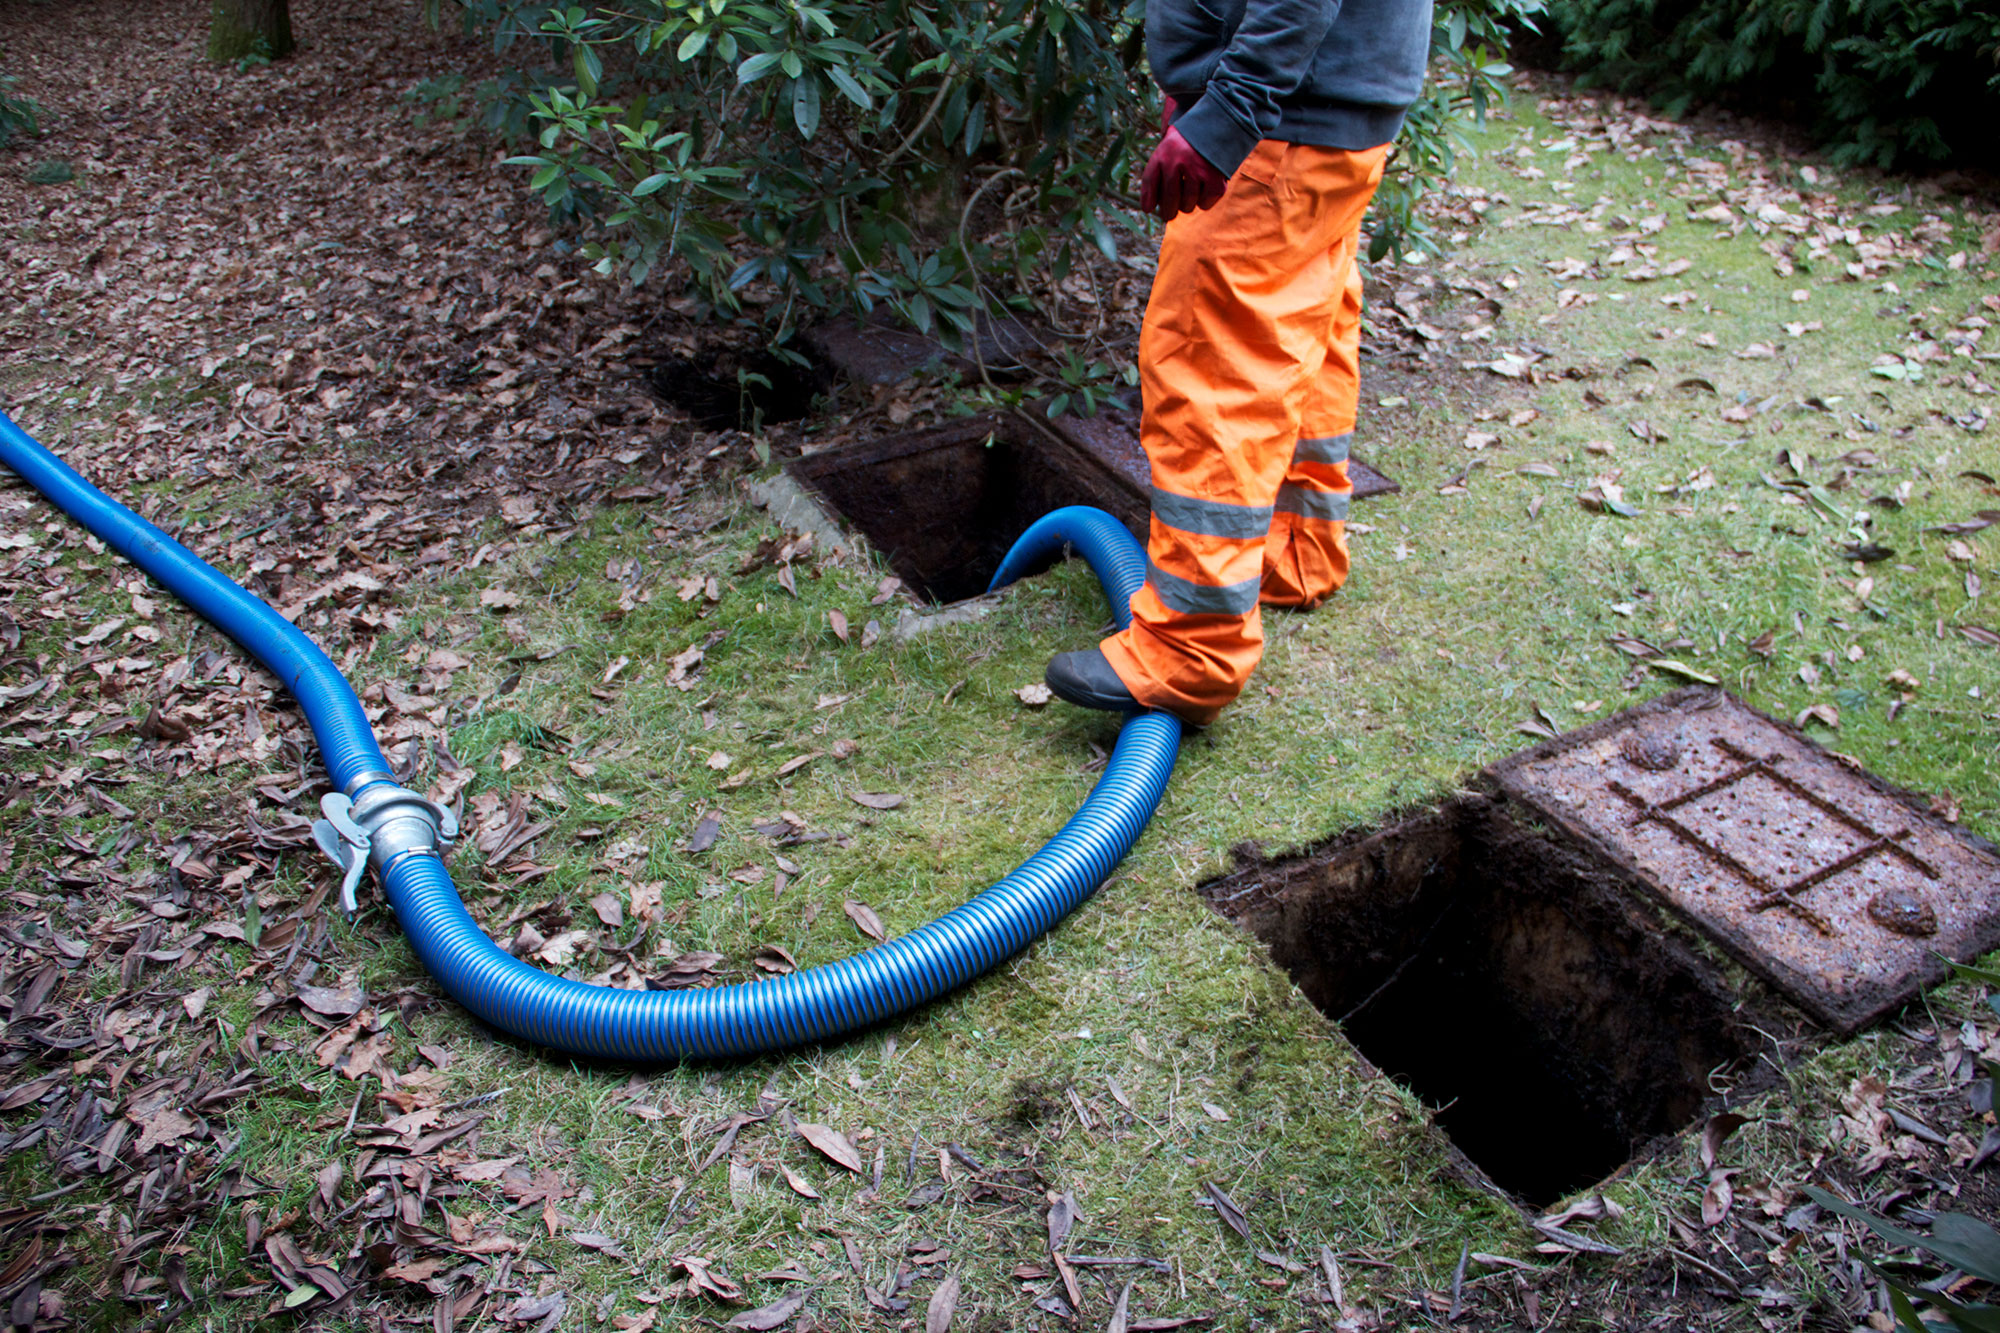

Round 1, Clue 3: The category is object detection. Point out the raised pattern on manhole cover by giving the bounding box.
[1493,689,2000,1032]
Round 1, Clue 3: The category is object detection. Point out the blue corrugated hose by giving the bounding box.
[0,409,1184,1059]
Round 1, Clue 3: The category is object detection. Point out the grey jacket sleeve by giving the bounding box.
[1173,0,1343,177]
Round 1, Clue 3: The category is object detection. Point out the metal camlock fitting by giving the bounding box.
[311,782,461,914]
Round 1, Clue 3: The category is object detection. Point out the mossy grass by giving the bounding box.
[1,85,1995,1329]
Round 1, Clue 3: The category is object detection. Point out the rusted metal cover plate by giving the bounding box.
[1047,410,1401,502]
[801,318,950,386]
[802,316,1038,386]
[1492,688,2000,1033]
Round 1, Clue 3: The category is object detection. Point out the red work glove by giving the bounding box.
[1139,117,1227,222]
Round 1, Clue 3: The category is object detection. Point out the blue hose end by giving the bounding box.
[988,506,1146,631]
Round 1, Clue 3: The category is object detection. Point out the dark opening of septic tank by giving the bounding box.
[1203,795,1764,1207]
[645,347,826,430]
[788,416,1148,604]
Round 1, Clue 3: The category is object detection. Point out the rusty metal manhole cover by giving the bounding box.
[1048,408,1400,502]
[1494,688,2000,1033]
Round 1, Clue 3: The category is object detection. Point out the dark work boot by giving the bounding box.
[1045,648,1144,714]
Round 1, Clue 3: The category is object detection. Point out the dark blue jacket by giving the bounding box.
[1149,0,1435,176]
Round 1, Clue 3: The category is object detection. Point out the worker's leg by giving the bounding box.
[1260,230,1365,610]
[1100,142,1387,724]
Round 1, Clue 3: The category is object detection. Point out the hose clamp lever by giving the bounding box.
[312,785,460,915]
[312,793,372,914]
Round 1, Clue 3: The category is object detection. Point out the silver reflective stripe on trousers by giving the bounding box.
[1146,560,1261,616]
[1293,432,1352,467]
[1275,483,1350,523]
[1149,486,1273,541]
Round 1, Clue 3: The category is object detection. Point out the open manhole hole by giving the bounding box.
[644,346,828,430]
[788,409,1400,605]
[1204,688,2000,1207]
[788,415,1148,604]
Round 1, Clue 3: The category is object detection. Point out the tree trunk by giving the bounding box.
[209,0,295,63]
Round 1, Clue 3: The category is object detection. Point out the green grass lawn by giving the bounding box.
[2,76,1997,1332]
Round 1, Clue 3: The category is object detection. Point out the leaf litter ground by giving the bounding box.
[2,3,2000,1329]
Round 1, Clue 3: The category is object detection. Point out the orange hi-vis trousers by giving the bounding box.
[1101,139,1387,725]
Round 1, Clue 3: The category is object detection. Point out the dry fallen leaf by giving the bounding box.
[670,1253,745,1303]
[849,791,904,810]
[1647,658,1719,685]
[1578,477,1639,517]
[382,1257,445,1285]
[926,1274,960,1333]
[797,1122,863,1173]
[1700,1111,1749,1172]
[1701,1168,1740,1228]
[295,983,365,1018]
[776,751,822,777]
[132,1106,198,1154]
[1206,1181,1251,1240]
[844,899,887,942]
[755,944,799,975]
[726,1292,807,1330]
[535,930,591,966]
[1047,1191,1079,1251]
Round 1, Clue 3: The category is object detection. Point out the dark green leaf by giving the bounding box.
[1089,213,1117,262]
[1806,1188,2000,1283]
[793,75,822,139]
[1946,959,2000,987]
[737,51,782,83]
[1884,1281,1928,1333]
[1932,1214,2000,1284]
[827,64,872,109]
[1878,1267,2000,1333]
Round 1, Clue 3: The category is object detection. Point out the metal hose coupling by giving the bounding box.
[312,775,461,915]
